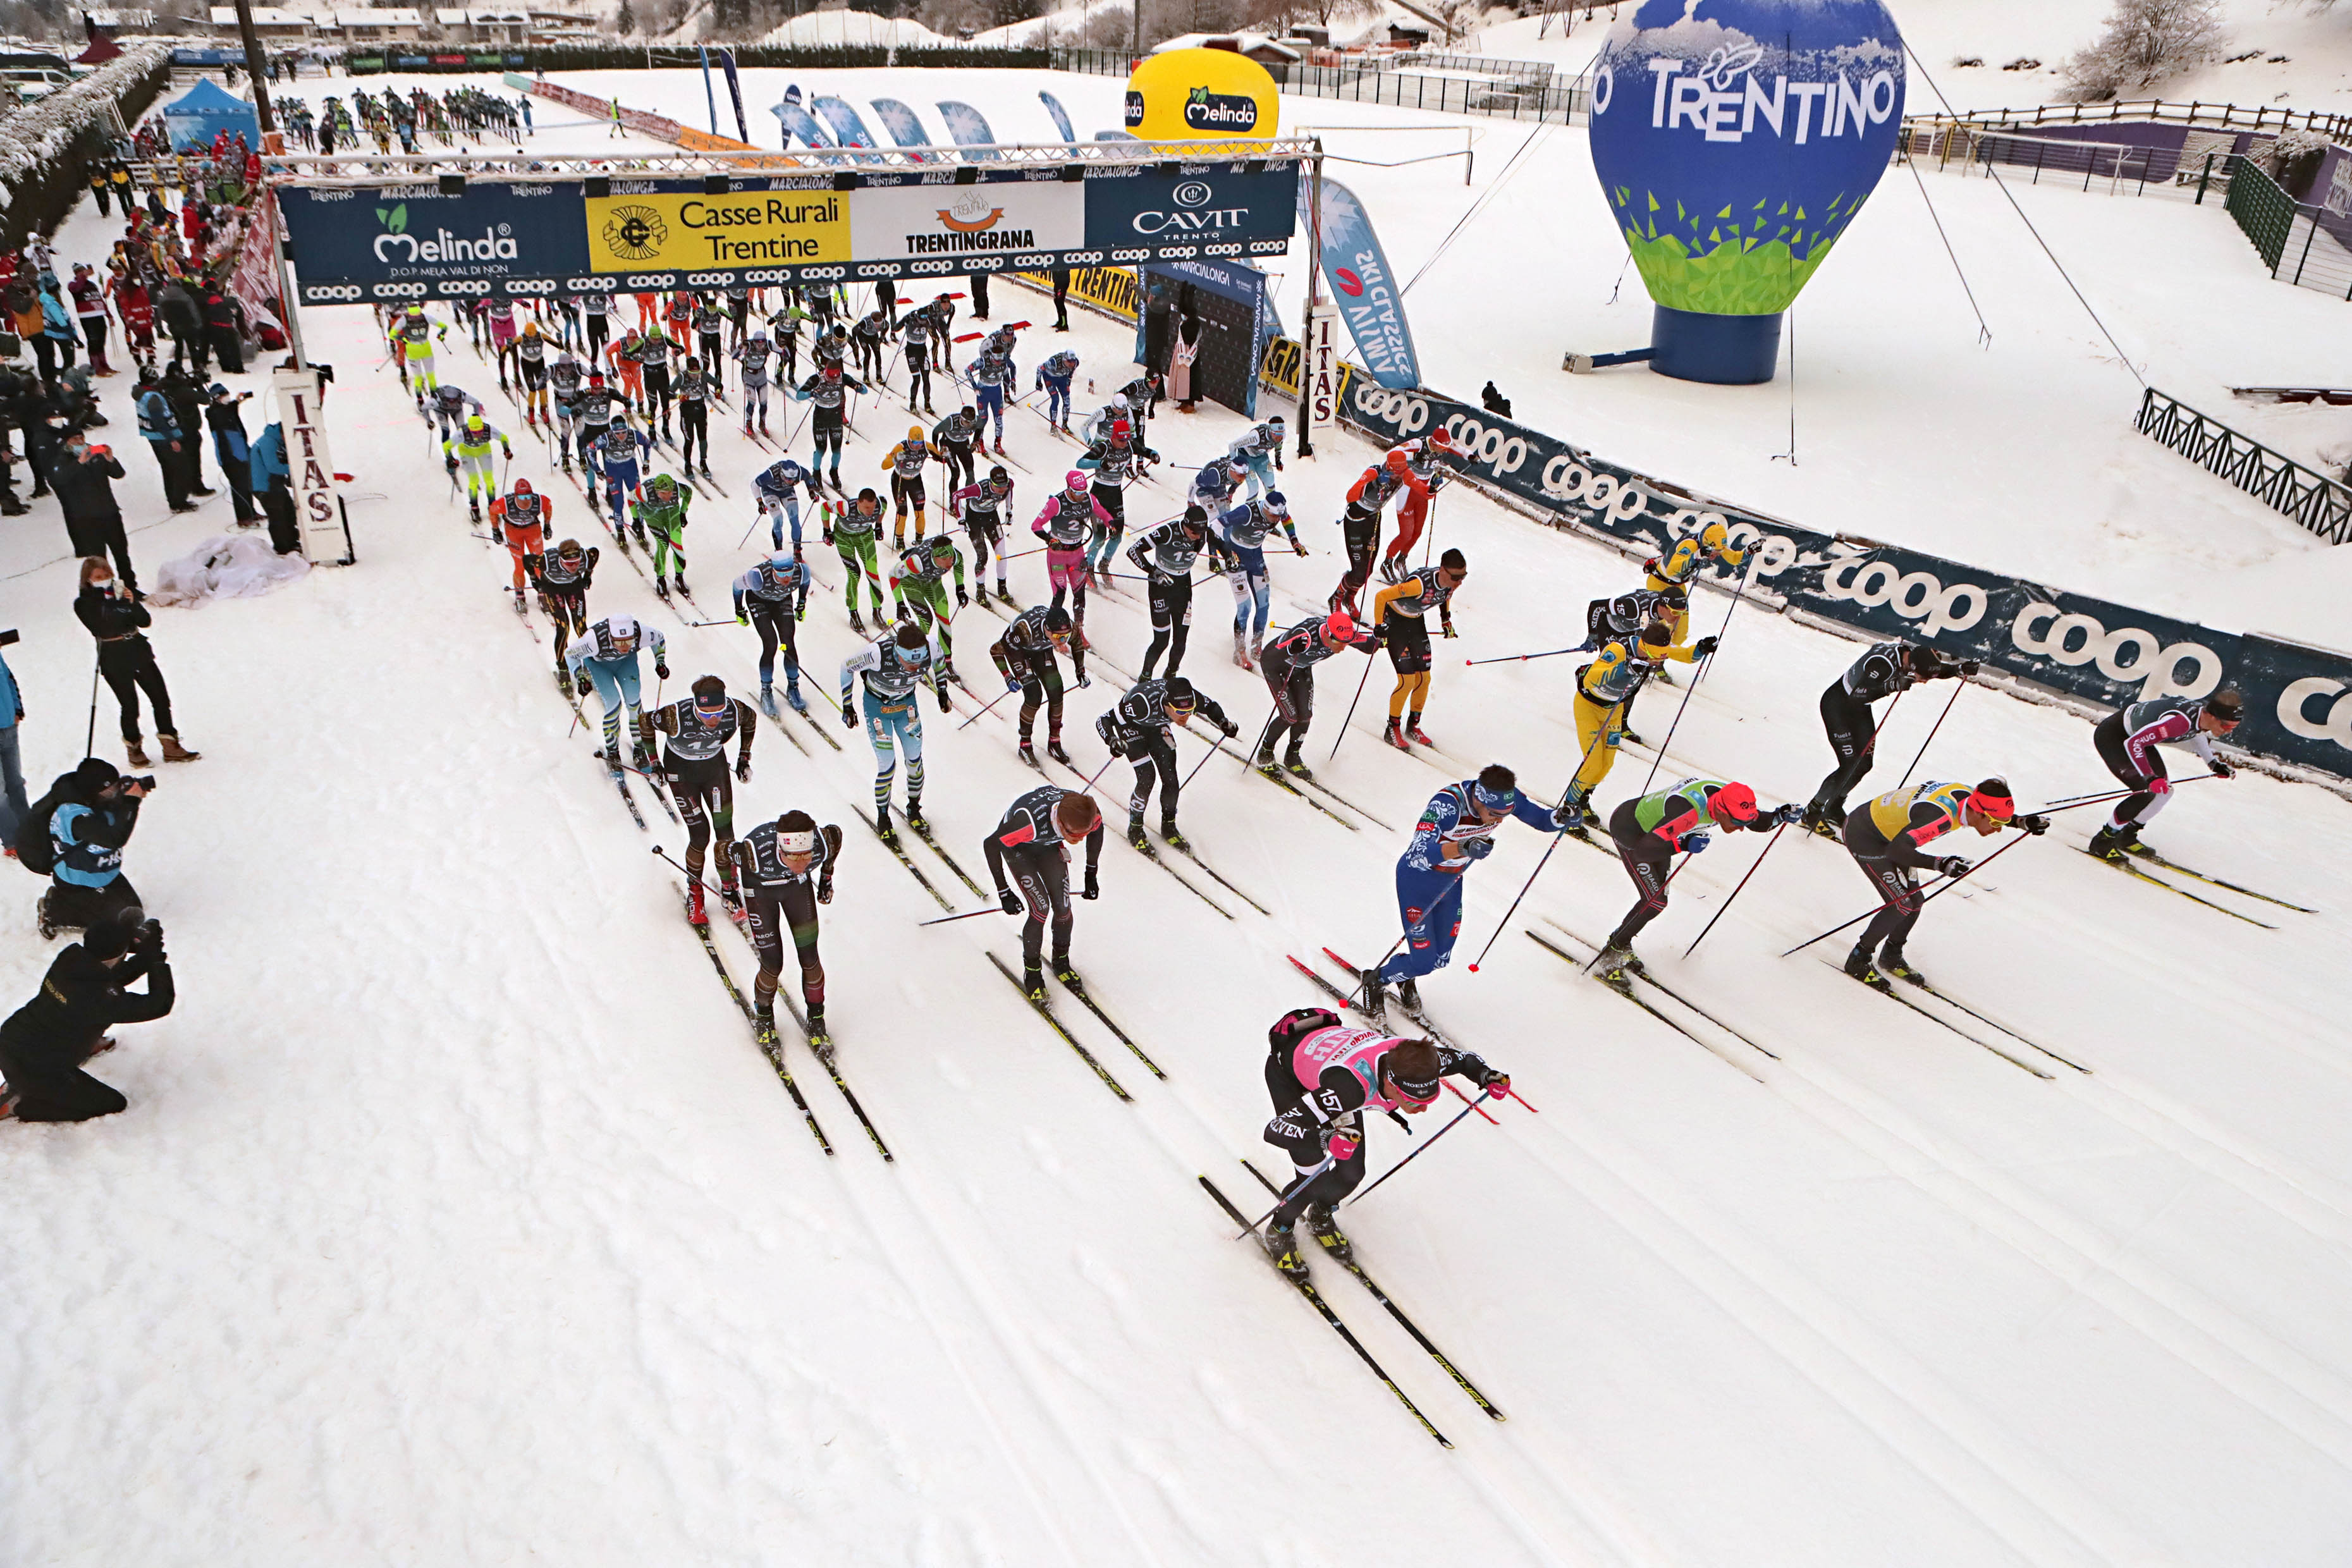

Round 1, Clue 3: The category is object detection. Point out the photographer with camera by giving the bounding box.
[76,557,197,769]
[0,905,173,1124]
[49,427,138,594]
[28,756,150,938]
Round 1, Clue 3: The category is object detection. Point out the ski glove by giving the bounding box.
[1772,802,1804,826]
[1937,855,1973,879]
[1074,671,1091,689]
[1476,1069,1511,1099]
[1325,1131,1359,1163]
[841,702,857,729]
[1677,831,1711,855]
[1550,804,1583,830]
[2147,776,2172,797]
[2208,759,2235,779]
[1692,635,1720,659]
[1958,659,1981,677]
[2019,813,2050,836]
[1220,718,1240,739]
[955,585,969,607]
[936,682,952,713]
[817,877,833,906]
[1081,867,1100,901]
[1440,619,1457,640]
[1005,673,1023,692]
[998,887,1023,916]
[737,611,749,626]
[654,661,669,680]
[1464,837,1495,861]
[735,757,751,783]
[575,671,592,698]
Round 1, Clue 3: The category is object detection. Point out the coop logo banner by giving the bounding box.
[854,180,1084,263]
[585,188,849,271]
[1300,176,1418,389]
[279,183,589,287]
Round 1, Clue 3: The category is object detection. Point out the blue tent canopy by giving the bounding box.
[161,78,260,152]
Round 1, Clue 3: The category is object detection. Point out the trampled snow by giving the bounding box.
[1,65,2348,1568]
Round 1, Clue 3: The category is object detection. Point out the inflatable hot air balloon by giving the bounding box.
[1588,0,1905,384]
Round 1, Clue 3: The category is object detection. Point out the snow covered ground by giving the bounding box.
[4,66,2351,1568]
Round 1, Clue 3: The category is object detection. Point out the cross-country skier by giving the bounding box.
[675,356,714,475]
[1555,620,1714,829]
[1256,1007,1510,1277]
[1096,674,1237,850]
[753,453,822,554]
[732,328,775,436]
[1212,489,1306,671]
[1225,415,1285,504]
[728,809,843,1050]
[850,305,889,383]
[990,603,1087,766]
[589,410,654,541]
[1333,448,1413,616]
[840,620,948,840]
[2087,687,2241,861]
[952,465,1016,605]
[426,380,485,443]
[1075,417,1156,587]
[652,675,758,928]
[1360,763,1575,1022]
[1369,549,1466,750]
[389,306,446,399]
[488,475,550,611]
[967,340,1017,453]
[880,424,936,548]
[1033,469,1111,632]
[893,302,941,412]
[733,549,813,715]
[635,470,690,596]
[1255,610,1379,777]
[1035,348,1077,432]
[789,363,867,491]
[1580,583,1685,653]
[1804,641,1978,835]
[565,613,667,771]
[983,785,1103,1001]
[932,404,980,491]
[1377,429,1462,582]
[1645,519,1746,650]
[888,534,967,677]
[692,296,727,388]
[570,368,616,475]
[1842,778,2047,988]
[1125,505,1211,678]
[830,487,889,632]
[535,537,597,687]
[1593,778,1798,980]
[1190,454,1245,517]
[444,412,512,522]
[513,321,551,426]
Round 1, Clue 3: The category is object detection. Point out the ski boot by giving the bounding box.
[875,802,897,843]
[1051,953,1080,991]
[1395,977,1423,1019]
[561,451,573,474]
[1356,967,1388,1024]
[759,682,777,718]
[600,740,624,776]
[1127,811,1149,850]
[1260,1218,1309,1281]
[671,570,687,596]
[805,1005,832,1062]
[468,494,482,522]
[1621,727,1645,747]
[848,608,866,635]
[1046,737,1072,766]
[971,582,988,608]
[1383,717,1408,751]
[1160,818,1187,852]
[1406,719,1435,747]
[1376,553,1406,585]
[750,1003,780,1047]
[1019,962,1047,1002]
[785,683,809,715]
[1253,739,1279,775]
[686,881,709,928]
[512,587,528,615]
[1283,745,1311,779]
[1878,947,1928,986]
[2087,824,2128,862]
[630,740,654,774]
[1590,943,1638,987]
[905,800,928,835]
[994,579,1008,604]
[1019,739,1039,768]
[1844,943,1890,992]
[1304,1202,1354,1264]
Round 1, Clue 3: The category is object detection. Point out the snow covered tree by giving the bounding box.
[2061,0,2228,101]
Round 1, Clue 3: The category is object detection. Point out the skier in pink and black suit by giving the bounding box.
[1032,469,1112,634]
[2087,687,2241,861]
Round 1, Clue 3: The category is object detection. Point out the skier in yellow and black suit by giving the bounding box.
[1555,619,1713,830]
[1643,518,1747,667]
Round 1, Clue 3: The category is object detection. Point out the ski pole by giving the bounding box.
[1464,646,1584,666]
[1896,675,1968,790]
[1341,876,1466,1007]
[681,615,733,628]
[1634,560,1754,797]
[1682,821,1787,958]
[1443,1077,1499,1124]
[84,654,100,756]
[1347,1090,1497,1208]
[650,843,725,897]
[955,681,1020,730]
[1780,827,2039,958]
[1328,634,1381,763]
[1179,725,1231,789]
[917,905,1005,927]
[1235,1155,1334,1237]
[1463,699,1626,972]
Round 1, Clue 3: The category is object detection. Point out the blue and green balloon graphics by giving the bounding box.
[1588,0,1904,317]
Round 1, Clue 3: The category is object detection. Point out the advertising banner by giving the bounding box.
[854,179,1084,267]
[869,97,934,157]
[1141,257,1266,417]
[272,367,345,564]
[1330,377,2352,782]
[772,94,834,149]
[718,47,749,145]
[935,101,999,157]
[1039,90,1077,144]
[1122,46,1280,142]
[280,166,1295,302]
[814,94,880,149]
[1299,175,1418,389]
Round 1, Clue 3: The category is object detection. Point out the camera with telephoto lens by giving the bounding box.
[123,774,156,791]
[0,628,17,646]
[130,917,162,955]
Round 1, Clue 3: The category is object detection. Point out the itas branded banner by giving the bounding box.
[279,180,590,299]
[1301,176,1418,389]
[1331,377,2352,783]
[855,179,1084,267]
[585,186,850,272]
[1084,162,1297,260]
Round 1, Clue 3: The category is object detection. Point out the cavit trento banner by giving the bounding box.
[277,165,1298,300]
[1301,176,1419,389]
[1329,378,2352,783]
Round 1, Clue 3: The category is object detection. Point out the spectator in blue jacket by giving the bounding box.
[205,383,260,524]
[34,274,79,381]
[251,419,299,553]
[0,644,25,851]
[135,367,193,512]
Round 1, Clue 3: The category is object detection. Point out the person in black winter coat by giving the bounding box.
[47,427,138,589]
[75,557,198,767]
[201,285,244,374]
[158,279,204,376]
[162,364,213,497]
[0,905,174,1124]
[203,382,260,523]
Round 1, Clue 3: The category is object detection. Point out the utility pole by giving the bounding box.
[231,0,277,133]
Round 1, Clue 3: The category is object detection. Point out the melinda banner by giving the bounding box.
[279,164,1299,302]
[1326,377,2352,783]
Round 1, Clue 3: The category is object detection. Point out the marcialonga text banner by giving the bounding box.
[278,162,1297,303]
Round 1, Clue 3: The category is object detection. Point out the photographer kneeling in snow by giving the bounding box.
[0,905,173,1123]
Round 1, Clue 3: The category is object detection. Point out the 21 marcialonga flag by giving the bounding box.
[1299,176,1420,390]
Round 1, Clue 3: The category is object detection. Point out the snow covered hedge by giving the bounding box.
[0,42,172,252]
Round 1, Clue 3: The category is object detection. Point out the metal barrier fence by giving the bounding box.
[1934,96,2352,147]
[2222,157,2352,300]
[1899,120,2159,194]
[2135,388,2352,544]
[1048,46,1593,125]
